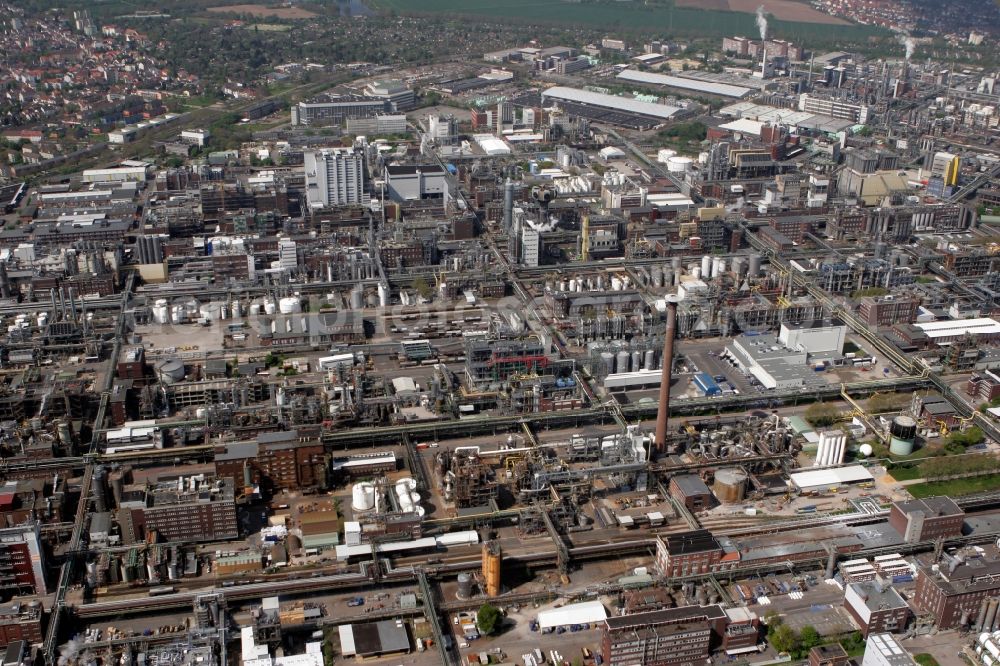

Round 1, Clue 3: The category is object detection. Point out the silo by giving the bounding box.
[482,542,502,597]
[350,287,364,310]
[352,482,375,512]
[631,351,642,374]
[712,468,748,504]
[748,254,762,277]
[731,256,746,278]
[671,256,682,272]
[279,297,302,314]
[616,351,630,373]
[600,352,615,375]
[701,255,712,277]
[457,573,474,599]
[644,350,656,371]
[889,415,917,456]
[662,269,674,287]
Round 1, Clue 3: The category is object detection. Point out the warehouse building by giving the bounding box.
[541,86,685,130]
[338,620,410,658]
[723,333,817,390]
[616,69,754,99]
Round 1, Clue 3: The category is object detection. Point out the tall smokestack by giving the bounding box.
[654,295,680,453]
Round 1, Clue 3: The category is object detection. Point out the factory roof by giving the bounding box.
[616,69,753,98]
[789,465,874,490]
[537,600,608,629]
[671,474,711,497]
[541,86,682,120]
[215,441,260,461]
[893,497,963,518]
[914,317,1000,339]
[604,604,726,631]
[847,580,909,611]
[865,634,916,665]
[659,529,722,555]
[718,101,853,132]
[340,620,409,657]
[920,558,1000,596]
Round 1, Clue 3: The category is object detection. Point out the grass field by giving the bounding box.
[906,473,1000,499]
[371,0,881,41]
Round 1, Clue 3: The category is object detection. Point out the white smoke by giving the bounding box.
[58,638,83,666]
[756,5,768,41]
[895,31,915,60]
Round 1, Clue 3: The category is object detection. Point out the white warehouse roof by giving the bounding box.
[616,69,753,98]
[913,317,1000,339]
[542,86,682,120]
[790,465,873,491]
[537,600,608,629]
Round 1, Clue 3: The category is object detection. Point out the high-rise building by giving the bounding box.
[930,151,961,187]
[116,474,238,544]
[521,228,541,267]
[0,525,47,599]
[304,149,367,209]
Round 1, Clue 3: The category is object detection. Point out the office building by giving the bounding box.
[304,149,367,209]
[798,94,870,123]
[930,151,961,187]
[0,526,46,599]
[857,296,919,327]
[363,80,415,111]
[292,94,388,126]
[116,474,238,544]
[521,228,541,267]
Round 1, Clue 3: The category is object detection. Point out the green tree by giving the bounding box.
[476,603,501,635]
[805,402,840,427]
[769,623,799,654]
[799,626,821,651]
[412,276,434,301]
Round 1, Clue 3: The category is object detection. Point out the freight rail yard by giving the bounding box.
[8,6,1000,666]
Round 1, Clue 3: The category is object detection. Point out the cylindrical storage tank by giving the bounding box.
[170,305,185,324]
[713,468,748,504]
[616,351,630,373]
[731,256,746,278]
[889,437,915,456]
[378,282,388,307]
[748,254,762,277]
[250,303,261,316]
[263,299,277,315]
[278,297,301,314]
[663,269,674,287]
[601,352,615,375]
[199,302,223,321]
[631,351,642,373]
[716,257,727,275]
[667,156,693,173]
[698,151,709,165]
[352,483,375,512]
[155,358,185,384]
[456,573,474,599]
[651,267,663,288]
[701,255,712,276]
[195,407,207,419]
[232,300,243,318]
[671,256,682,271]
[644,350,656,371]
[152,302,169,324]
[692,267,701,280]
[890,415,918,440]
[350,287,363,310]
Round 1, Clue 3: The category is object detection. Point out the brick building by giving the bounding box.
[0,601,44,648]
[655,530,723,577]
[857,296,919,327]
[116,473,238,544]
[0,525,47,599]
[844,581,912,637]
[602,605,727,666]
[214,431,328,497]
[915,559,1000,629]
[887,497,964,543]
[668,475,713,511]
[967,370,1000,402]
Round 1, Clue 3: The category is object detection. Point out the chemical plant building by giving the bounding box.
[616,69,755,99]
[914,558,1000,629]
[601,604,760,665]
[888,497,965,543]
[291,94,389,127]
[655,530,726,576]
[116,474,238,544]
[541,87,686,130]
[844,581,912,637]
[0,525,47,599]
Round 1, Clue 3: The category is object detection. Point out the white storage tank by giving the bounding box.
[698,151,709,165]
[263,299,277,315]
[667,156,693,173]
[155,358,185,384]
[701,255,712,276]
[278,297,301,314]
[199,302,223,321]
[152,299,170,324]
[616,350,630,373]
[352,482,376,512]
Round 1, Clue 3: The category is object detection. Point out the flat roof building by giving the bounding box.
[601,605,730,666]
[888,497,964,544]
[616,69,754,98]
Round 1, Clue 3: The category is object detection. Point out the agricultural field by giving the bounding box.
[207,4,319,18]
[692,0,851,25]
[371,0,878,41]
